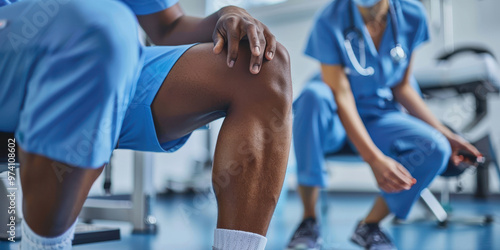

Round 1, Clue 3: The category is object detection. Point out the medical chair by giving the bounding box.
[0,131,120,245]
[413,45,500,227]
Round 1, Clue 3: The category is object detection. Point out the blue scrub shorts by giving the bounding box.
[117,45,195,153]
[0,0,195,168]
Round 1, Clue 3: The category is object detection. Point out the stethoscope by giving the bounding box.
[344,0,406,76]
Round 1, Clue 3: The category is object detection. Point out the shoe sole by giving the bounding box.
[351,235,397,250]
[286,237,323,250]
[350,234,367,248]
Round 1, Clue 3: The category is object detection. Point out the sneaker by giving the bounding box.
[350,221,396,250]
[287,217,322,250]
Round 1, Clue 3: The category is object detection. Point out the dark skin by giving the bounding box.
[138,4,277,74]
[20,4,292,238]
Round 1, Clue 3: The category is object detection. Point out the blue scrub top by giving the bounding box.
[0,0,178,14]
[305,0,429,116]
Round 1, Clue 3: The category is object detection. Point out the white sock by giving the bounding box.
[213,228,267,250]
[20,218,76,250]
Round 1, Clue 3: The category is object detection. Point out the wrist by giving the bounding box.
[217,5,238,17]
[362,150,385,165]
[436,125,455,140]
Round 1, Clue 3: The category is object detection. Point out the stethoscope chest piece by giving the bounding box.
[344,0,406,76]
[0,19,8,30]
[390,44,406,63]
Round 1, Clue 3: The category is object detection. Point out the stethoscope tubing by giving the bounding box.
[343,0,405,76]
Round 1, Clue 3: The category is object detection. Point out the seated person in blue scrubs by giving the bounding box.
[0,0,292,249]
[287,0,481,249]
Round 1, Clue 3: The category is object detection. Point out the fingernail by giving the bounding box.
[255,46,261,55]
[229,60,235,68]
[252,64,259,73]
[267,51,274,59]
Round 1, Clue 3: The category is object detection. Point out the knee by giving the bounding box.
[294,82,333,117]
[255,43,293,108]
[432,135,452,173]
[408,134,451,175]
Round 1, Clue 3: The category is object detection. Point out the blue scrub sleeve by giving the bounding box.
[0,0,18,7]
[120,0,178,15]
[304,17,344,66]
[410,4,430,51]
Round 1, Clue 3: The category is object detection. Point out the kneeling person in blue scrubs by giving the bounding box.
[0,0,292,249]
[288,0,480,249]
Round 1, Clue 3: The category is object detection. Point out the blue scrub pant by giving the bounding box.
[293,79,451,219]
[0,0,193,168]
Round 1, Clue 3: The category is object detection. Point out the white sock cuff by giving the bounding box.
[21,218,77,250]
[213,228,267,250]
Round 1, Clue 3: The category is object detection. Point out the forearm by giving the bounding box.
[334,89,384,162]
[153,13,218,45]
[137,4,223,46]
[394,83,454,138]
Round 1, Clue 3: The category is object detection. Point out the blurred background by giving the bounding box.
[45,0,500,249]
[1,1,499,249]
[93,0,500,197]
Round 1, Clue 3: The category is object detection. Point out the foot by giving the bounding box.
[350,221,396,250]
[287,217,322,250]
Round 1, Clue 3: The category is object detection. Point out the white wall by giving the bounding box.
[90,0,500,196]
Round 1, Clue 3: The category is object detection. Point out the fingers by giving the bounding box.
[213,32,225,55]
[246,23,262,57]
[453,135,482,157]
[379,181,401,193]
[214,9,278,73]
[224,17,241,68]
[247,25,266,74]
[264,29,277,61]
[451,151,462,166]
[397,164,416,184]
[380,162,415,193]
[463,142,482,157]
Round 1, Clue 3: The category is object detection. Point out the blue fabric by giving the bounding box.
[296,0,443,219]
[353,0,381,7]
[0,0,191,168]
[304,0,429,117]
[117,45,196,153]
[0,0,178,15]
[293,80,451,219]
[0,0,18,7]
[120,0,178,15]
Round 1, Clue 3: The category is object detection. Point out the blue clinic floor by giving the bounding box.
[2,192,499,250]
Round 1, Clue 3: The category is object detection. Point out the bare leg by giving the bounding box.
[363,196,391,224]
[298,185,320,219]
[19,148,104,237]
[151,42,292,235]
